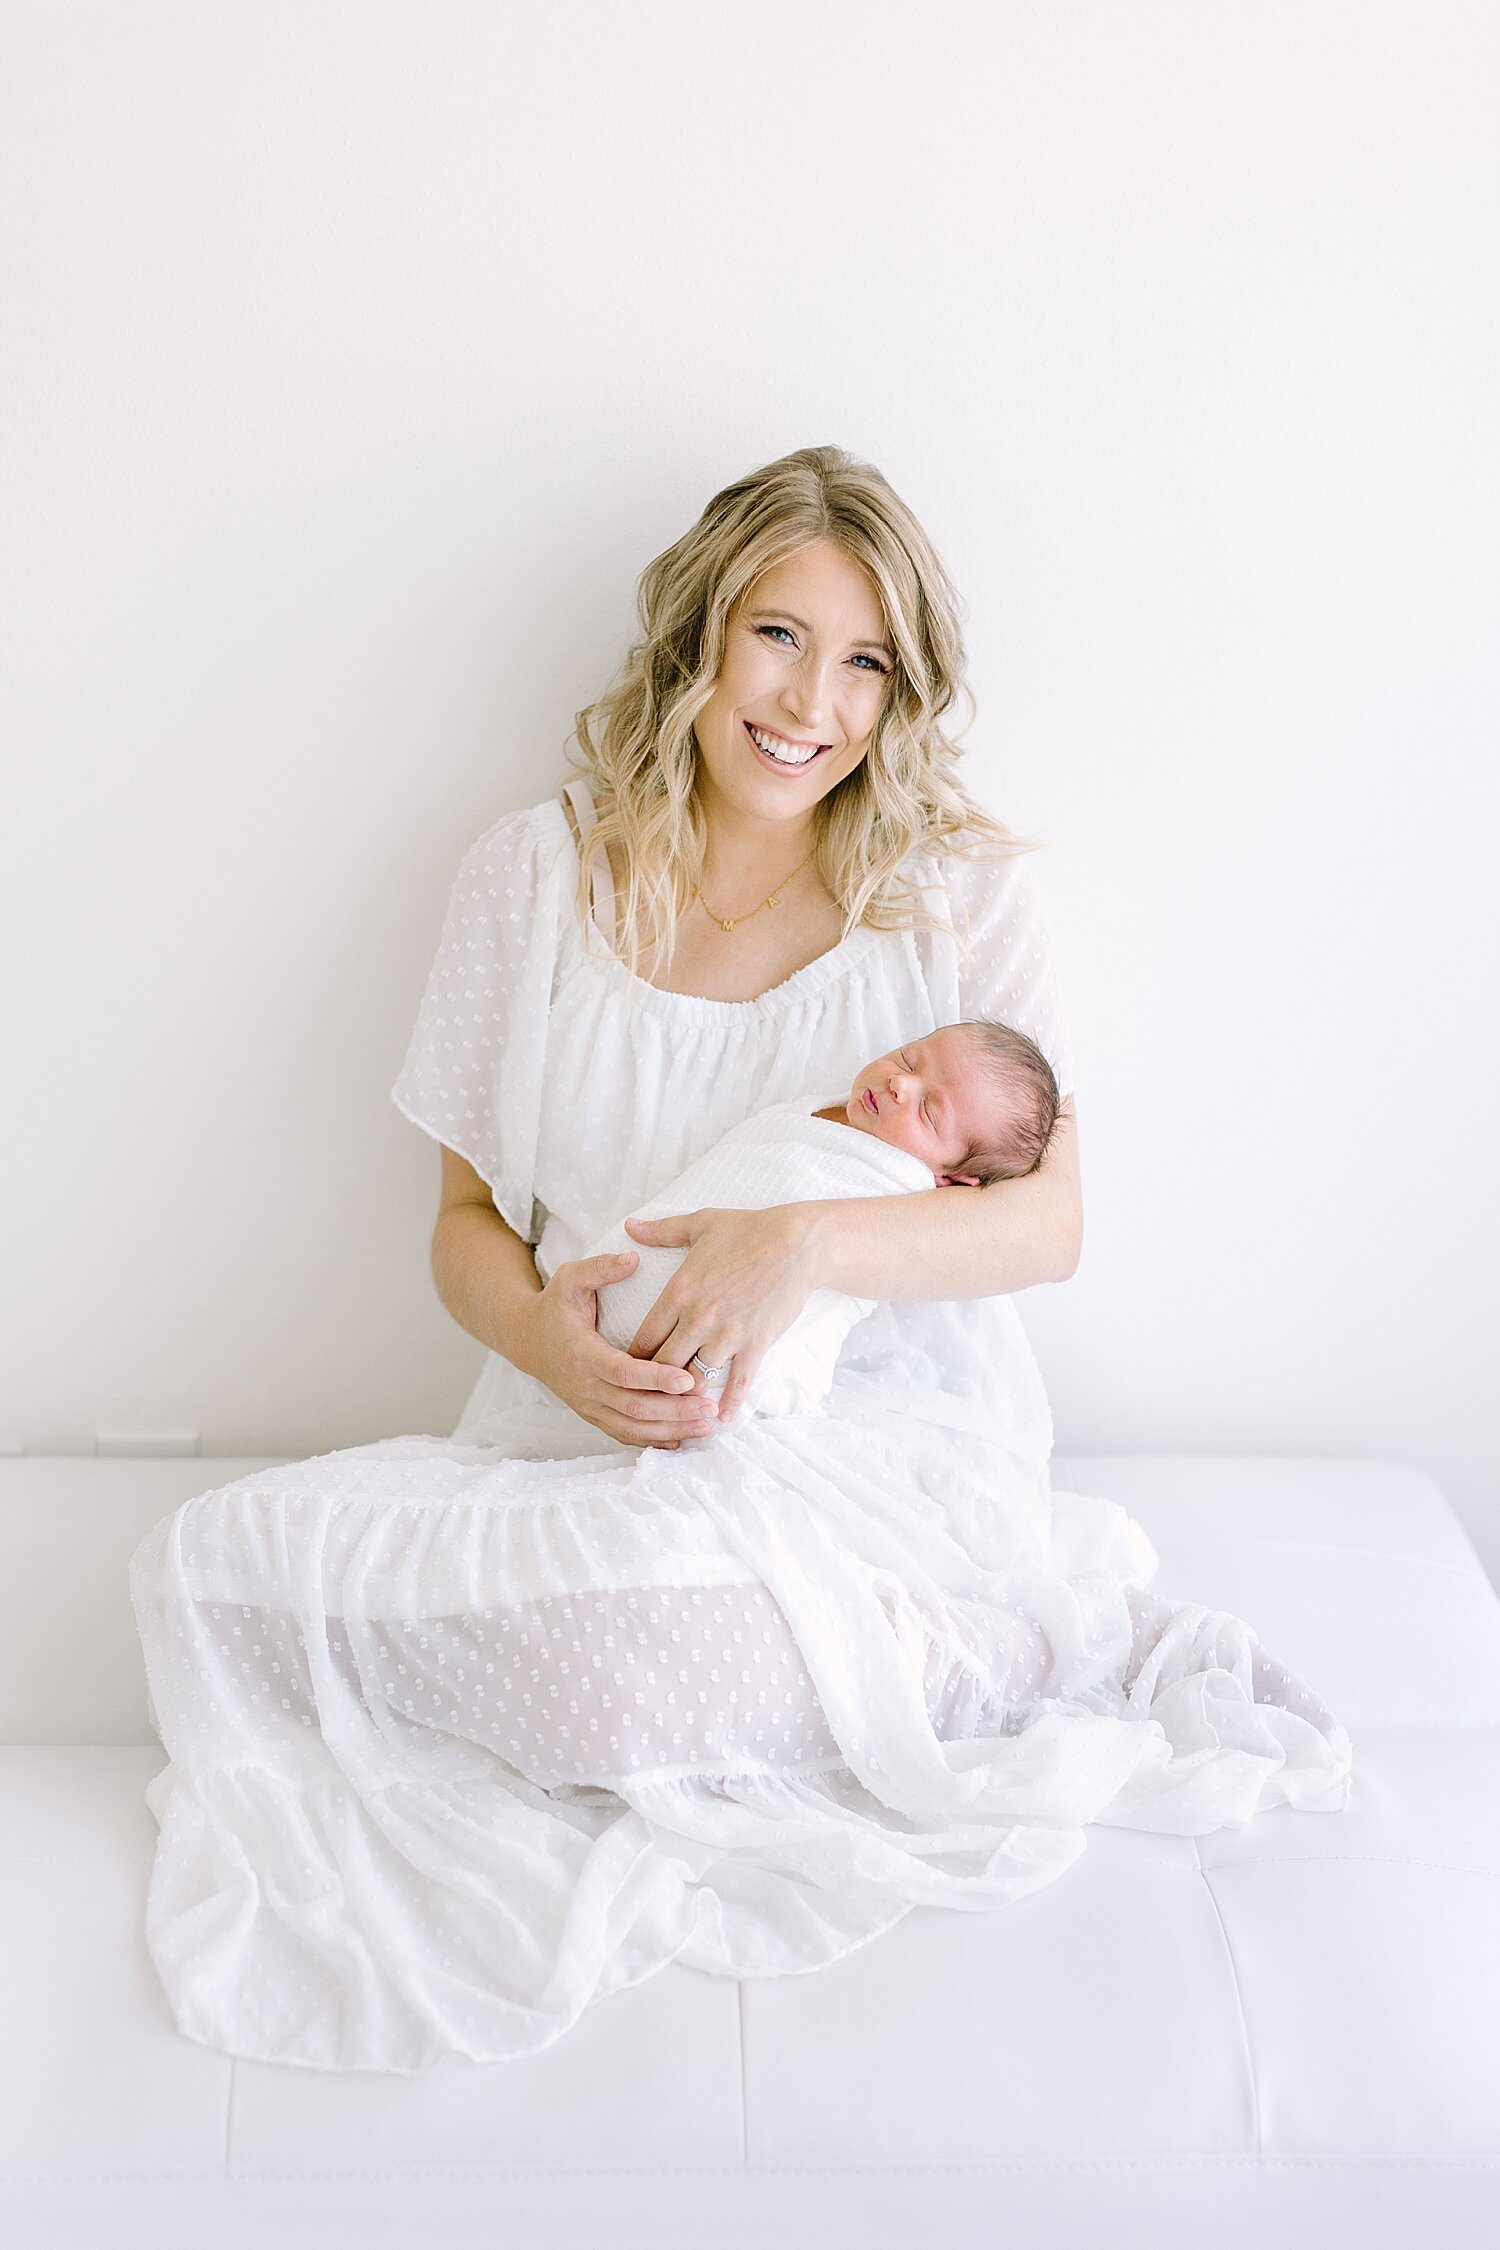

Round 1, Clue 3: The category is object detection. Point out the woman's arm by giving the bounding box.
[430,1146,711,1447]
[429,1146,545,1359]
[809,1097,1082,1302]
[622,1099,1081,1424]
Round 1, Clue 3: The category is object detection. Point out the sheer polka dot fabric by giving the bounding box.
[186,1580,1058,1793]
[129,790,1352,2074]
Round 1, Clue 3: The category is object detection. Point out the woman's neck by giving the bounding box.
[695,796,819,908]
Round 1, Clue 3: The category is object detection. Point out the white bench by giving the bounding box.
[2,1453,1497,2249]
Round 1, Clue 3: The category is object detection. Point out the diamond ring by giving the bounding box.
[689,1350,729,1381]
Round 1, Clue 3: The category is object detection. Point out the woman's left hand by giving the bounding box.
[621,1203,818,1425]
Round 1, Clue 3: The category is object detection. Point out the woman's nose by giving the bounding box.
[783,657,835,729]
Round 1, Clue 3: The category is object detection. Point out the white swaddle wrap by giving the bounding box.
[587,1094,935,1416]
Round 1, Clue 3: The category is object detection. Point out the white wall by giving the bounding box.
[4,4,1497,1573]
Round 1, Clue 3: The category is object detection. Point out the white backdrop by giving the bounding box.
[3,3,1497,1576]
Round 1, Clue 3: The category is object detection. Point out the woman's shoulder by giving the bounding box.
[450,796,572,888]
[471,794,570,852]
[900,821,1040,913]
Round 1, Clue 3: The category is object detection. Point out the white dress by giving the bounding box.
[128,786,1354,2074]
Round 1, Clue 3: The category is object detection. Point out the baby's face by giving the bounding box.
[839,1027,989,1186]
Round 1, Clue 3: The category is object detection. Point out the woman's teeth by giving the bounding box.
[748,723,823,768]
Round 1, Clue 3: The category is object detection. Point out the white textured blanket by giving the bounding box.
[589,1095,935,1416]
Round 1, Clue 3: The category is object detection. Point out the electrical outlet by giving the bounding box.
[95,1431,201,1459]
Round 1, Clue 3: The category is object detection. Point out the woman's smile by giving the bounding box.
[743,718,833,772]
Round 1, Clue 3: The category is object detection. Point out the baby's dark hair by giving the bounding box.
[947,1020,1060,1184]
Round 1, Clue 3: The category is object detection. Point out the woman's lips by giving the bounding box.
[744,719,831,772]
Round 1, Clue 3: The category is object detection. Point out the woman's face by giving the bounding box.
[692,538,894,829]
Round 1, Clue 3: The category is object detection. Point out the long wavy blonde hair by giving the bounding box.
[563,444,1029,986]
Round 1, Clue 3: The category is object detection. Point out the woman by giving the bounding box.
[131,446,1352,2074]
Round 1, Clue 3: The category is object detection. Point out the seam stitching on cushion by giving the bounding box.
[736,1981,749,2162]
[1153,1537,1493,1584]
[1327,1720,1500,1733]
[1198,1854,1500,1877]
[1196,1840,1261,2154]
[9,2156,1499,2183]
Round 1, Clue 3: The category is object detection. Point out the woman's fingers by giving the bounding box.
[606,1345,697,1397]
[625,1300,677,1361]
[610,1397,717,1447]
[587,1332,720,1448]
[552,1203,822,1439]
[656,1318,734,1381]
[622,1291,728,1377]
[713,1351,759,1425]
[595,1341,714,1446]
[530,1256,711,1448]
[570,1250,643,1296]
[560,1254,700,1403]
[557,1212,807,1441]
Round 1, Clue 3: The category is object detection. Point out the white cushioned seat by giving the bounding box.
[1,1453,1496,2249]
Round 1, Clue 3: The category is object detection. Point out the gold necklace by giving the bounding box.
[692,848,816,933]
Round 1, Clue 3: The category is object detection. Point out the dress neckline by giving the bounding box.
[547,797,887,1023]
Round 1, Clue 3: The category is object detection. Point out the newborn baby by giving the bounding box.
[812,1018,1060,1189]
[590,1020,1059,1422]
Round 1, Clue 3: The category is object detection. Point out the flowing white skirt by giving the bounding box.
[129,1299,1353,2072]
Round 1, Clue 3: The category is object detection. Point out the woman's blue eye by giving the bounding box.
[755,624,889,675]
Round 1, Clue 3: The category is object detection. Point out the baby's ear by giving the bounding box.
[936,1172,983,1189]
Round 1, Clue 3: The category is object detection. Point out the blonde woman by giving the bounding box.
[428,447,1081,1447]
[130,447,1352,2075]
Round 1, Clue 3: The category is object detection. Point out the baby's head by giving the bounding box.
[840,1021,1059,1186]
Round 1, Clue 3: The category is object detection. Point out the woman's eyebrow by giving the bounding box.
[748,608,895,657]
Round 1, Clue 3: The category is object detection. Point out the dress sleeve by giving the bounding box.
[390,806,564,1244]
[941,843,1076,1103]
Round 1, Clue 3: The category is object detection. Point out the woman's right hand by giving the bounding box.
[516,1250,719,1450]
